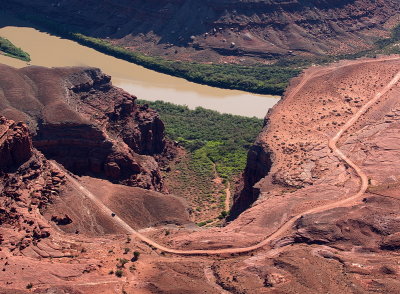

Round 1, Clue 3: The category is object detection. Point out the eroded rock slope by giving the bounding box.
[0,64,166,190]
[2,0,399,62]
[0,116,190,293]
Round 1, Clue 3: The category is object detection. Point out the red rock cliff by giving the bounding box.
[0,64,166,191]
[0,116,32,171]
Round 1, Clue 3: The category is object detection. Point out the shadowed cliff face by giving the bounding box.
[1,0,399,62]
[0,117,32,171]
[0,64,166,191]
[229,143,273,220]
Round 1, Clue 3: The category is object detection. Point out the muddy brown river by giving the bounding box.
[0,26,279,118]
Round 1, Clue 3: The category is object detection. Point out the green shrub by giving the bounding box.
[115,269,123,278]
[117,258,129,268]
[131,251,141,262]
[218,211,228,219]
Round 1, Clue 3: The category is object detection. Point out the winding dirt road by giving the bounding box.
[51,68,400,256]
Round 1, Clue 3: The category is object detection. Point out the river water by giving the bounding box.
[0,26,279,118]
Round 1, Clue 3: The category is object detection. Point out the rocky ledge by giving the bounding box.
[0,116,32,171]
[0,64,167,191]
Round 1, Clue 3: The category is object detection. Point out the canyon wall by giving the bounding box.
[0,117,32,171]
[0,64,166,191]
[229,143,273,220]
[2,0,399,62]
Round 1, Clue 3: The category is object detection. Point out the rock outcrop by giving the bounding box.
[0,117,63,252]
[231,56,400,219]
[0,115,190,293]
[229,143,272,220]
[0,64,166,191]
[0,116,32,171]
[2,0,399,62]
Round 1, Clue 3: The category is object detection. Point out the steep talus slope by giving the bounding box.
[0,64,166,190]
[1,0,399,62]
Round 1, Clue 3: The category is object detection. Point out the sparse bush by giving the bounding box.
[115,269,123,278]
[131,251,141,262]
[123,248,130,254]
[197,222,206,227]
[117,258,129,268]
[218,211,228,219]
[26,283,33,289]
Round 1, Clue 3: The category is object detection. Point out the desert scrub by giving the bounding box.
[131,251,140,262]
[116,258,129,268]
[0,36,30,61]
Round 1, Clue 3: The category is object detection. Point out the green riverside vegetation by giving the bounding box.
[0,36,30,61]
[138,100,264,181]
[70,33,299,95]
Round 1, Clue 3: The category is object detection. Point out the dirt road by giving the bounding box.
[51,66,400,256]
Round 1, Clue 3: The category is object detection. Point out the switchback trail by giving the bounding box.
[51,67,400,256]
